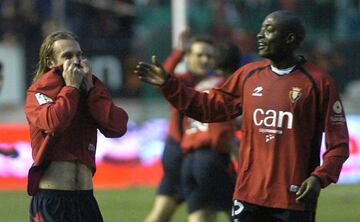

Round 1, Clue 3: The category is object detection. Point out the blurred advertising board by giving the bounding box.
[0,116,359,190]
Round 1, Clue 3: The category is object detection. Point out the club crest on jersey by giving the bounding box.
[289,87,302,103]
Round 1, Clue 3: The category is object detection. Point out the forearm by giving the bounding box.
[160,75,241,123]
[311,144,349,187]
[25,87,80,134]
[87,83,128,137]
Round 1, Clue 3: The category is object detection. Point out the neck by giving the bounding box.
[271,55,298,69]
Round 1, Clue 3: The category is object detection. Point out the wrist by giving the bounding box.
[311,175,323,188]
[160,74,171,86]
[87,84,95,93]
[67,84,80,89]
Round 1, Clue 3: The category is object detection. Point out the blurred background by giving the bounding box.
[0,0,359,221]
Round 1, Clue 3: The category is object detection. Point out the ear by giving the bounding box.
[46,57,56,69]
[286,33,296,44]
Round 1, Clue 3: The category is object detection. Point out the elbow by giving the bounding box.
[117,110,129,136]
[116,126,128,137]
[102,127,127,138]
[102,113,129,138]
[37,115,71,135]
[112,121,128,137]
[45,121,72,135]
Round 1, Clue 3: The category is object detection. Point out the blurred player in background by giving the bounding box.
[178,40,241,222]
[135,10,349,222]
[144,29,217,222]
[213,41,243,163]
[25,31,128,222]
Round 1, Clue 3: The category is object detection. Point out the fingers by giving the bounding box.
[151,55,159,66]
[296,182,309,203]
[81,58,89,66]
[81,59,91,74]
[133,56,167,86]
[135,61,159,74]
[134,63,151,75]
[296,176,322,204]
[63,60,81,74]
[62,59,84,88]
[63,59,72,70]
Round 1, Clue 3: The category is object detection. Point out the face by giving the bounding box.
[48,39,83,68]
[257,13,289,60]
[186,42,215,77]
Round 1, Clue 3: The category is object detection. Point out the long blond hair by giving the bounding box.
[33,31,78,82]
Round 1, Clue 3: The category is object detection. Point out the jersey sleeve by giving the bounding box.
[24,86,80,134]
[86,78,128,138]
[311,77,349,187]
[163,49,184,74]
[159,69,243,123]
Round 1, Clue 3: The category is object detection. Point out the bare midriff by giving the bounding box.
[39,160,93,190]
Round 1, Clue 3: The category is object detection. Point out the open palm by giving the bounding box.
[134,56,168,86]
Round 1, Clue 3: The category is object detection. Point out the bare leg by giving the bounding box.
[144,195,179,222]
[187,209,216,222]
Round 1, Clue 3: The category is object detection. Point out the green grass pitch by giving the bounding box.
[0,184,359,221]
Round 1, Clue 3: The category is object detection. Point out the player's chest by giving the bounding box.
[242,73,314,111]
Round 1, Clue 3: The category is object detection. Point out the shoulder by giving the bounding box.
[28,68,63,93]
[242,59,270,71]
[230,59,271,81]
[301,60,336,87]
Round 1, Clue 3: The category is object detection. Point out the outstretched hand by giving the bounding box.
[134,56,168,86]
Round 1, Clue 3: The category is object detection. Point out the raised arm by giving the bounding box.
[163,28,191,73]
[134,56,243,123]
[79,59,128,138]
[25,87,80,134]
[25,62,84,134]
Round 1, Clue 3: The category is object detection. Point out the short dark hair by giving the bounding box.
[216,41,242,73]
[186,35,215,53]
[272,10,306,47]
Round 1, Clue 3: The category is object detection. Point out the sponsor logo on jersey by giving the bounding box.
[289,87,302,103]
[265,134,275,142]
[35,93,53,105]
[333,100,342,114]
[252,86,263,96]
[253,108,293,129]
[330,100,346,124]
[253,108,294,142]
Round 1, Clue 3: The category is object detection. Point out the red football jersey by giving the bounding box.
[180,76,235,153]
[163,49,198,143]
[160,57,349,210]
[24,68,128,193]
